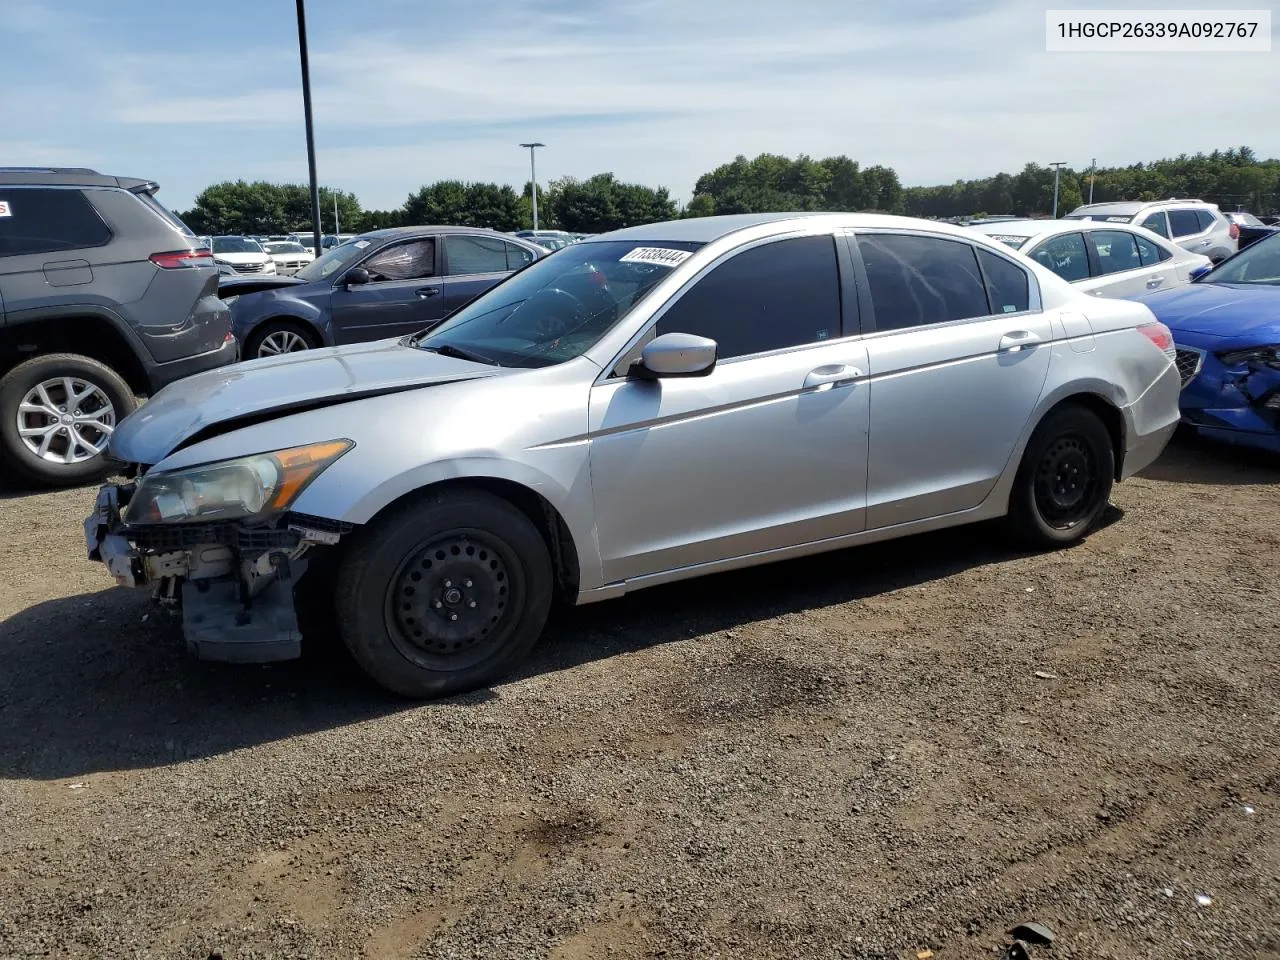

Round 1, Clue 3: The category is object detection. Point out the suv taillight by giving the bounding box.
[1138,321,1176,359]
[150,249,213,269]
[1228,222,1240,240]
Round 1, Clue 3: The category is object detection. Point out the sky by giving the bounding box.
[2,0,1277,212]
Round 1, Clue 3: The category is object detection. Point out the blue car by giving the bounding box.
[1133,232,1280,454]
[224,227,545,360]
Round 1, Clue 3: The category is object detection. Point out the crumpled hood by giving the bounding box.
[1133,283,1280,340]
[109,338,504,465]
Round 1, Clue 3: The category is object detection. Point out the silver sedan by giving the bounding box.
[85,213,1181,698]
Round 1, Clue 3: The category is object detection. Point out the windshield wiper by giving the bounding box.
[420,342,502,366]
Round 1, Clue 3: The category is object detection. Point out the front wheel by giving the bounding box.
[335,489,553,698]
[1006,404,1115,548]
[244,320,319,360]
[0,353,136,487]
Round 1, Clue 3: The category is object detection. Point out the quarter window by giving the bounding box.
[1089,230,1141,275]
[1139,212,1170,238]
[0,188,112,257]
[505,241,536,270]
[857,234,989,330]
[1135,234,1171,266]
[1027,233,1089,283]
[363,238,436,281]
[654,235,842,359]
[1168,210,1202,238]
[444,234,509,275]
[1194,209,1218,232]
[977,249,1030,313]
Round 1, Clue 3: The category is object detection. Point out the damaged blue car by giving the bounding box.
[1134,232,1280,455]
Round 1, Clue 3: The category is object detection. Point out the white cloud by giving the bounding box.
[3,0,1277,210]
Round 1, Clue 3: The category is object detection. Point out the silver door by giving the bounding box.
[588,340,870,583]
[852,231,1052,529]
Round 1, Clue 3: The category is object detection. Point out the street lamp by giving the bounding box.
[1088,157,1097,204]
[520,142,545,231]
[1049,161,1067,218]
[296,0,322,254]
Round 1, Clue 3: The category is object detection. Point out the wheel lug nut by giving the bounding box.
[443,579,452,588]
[449,613,458,621]
[463,579,473,588]
[468,600,477,608]
[433,600,443,609]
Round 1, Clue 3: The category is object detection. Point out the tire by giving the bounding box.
[1006,403,1115,549]
[335,489,553,698]
[244,319,319,360]
[0,353,136,488]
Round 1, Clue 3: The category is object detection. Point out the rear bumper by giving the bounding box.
[1120,360,1181,479]
[144,333,238,393]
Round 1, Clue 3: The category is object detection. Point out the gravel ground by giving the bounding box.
[1,431,1278,960]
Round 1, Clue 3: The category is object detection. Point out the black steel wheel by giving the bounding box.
[1007,403,1115,548]
[336,489,553,698]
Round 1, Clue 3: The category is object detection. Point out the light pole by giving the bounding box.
[1088,157,1097,204]
[520,142,545,231]
[1049,161,1066,218]
[296,0,322,254]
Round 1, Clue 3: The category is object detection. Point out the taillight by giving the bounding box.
[1138,321,1176,359]
[150,249,213,269]
[1229,222,1240,240]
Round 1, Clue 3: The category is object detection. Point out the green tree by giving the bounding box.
[403,181,524,230]
[545,174,677,232]
[181,181,363,235]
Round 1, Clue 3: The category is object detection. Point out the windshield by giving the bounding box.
[413,239,704,368]
[212,237,264,254]
[265,241,307,254]
[1200,233,1280,286]
[295,236,374,281]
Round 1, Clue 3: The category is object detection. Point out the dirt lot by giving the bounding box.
[1,432,1278,960]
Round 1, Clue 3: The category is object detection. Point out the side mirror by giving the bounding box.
[633,332,717,379]
[345,267,371,287]
[1189,263,1212,281]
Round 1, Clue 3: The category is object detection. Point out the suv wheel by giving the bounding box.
[0,353,136,487]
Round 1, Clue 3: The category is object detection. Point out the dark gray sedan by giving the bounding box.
[225,227,545,359]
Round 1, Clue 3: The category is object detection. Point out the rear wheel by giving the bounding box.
[0,353,136,487]
[335,489,553,698]
[244,319,319,360]
[1006,404,1115,548]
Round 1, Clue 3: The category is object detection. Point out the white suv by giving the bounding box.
[1064,199,1237,263]
[210,236,277,275]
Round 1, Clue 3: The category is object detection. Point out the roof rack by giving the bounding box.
[0,166,101,175]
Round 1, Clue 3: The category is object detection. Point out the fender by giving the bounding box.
[1,301,151,363]
[233,291,331,347]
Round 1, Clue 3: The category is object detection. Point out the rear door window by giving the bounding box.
[857,233,990,330]
[1026,233,1090,282]
[444,234,509,275]
[1168,209,1203,238]
[655,235,842,358]
[1194,209,1218,232]
[1088,230,1141,275]
[0,188,112,257]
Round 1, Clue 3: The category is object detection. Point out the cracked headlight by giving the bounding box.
[1218,346,1280,369]
[124,440,353,524]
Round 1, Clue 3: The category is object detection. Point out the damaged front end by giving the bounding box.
[84,441,354,663]
[1180,345,1280,452]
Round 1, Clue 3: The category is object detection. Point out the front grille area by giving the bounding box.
[235,262,264,273]
[1175,347,1203,388]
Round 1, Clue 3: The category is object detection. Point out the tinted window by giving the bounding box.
[858,234,989,330]
[444,234,509,275]
[1089,230,1141,275]
[1139,212,1170,238]
[1135,234,1170,266]
[364,239,435,281]
[1168,210,1203,237]
[655,235,841,358]
[977,249,1030,313]
[1194,209,1218,231]
[506,242,536,269]
[1027,233,1089,282]
[0,188,111,257]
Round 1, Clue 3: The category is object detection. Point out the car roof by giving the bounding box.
[355,225,534,240]
[966,218,1162,240]
[0,166,157,192]
[590,212,1051,246]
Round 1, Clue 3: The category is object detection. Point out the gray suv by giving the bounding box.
[1064,198,1238,263]
[0,168,236,487]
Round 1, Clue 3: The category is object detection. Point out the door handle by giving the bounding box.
[803,364,862,390]
[999,331,1042,353]
[1146,275,1165,288]
[416,286,441,298]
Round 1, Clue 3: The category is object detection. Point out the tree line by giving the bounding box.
[178,146,1279,236]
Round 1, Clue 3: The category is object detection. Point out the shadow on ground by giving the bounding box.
[1140,429,1280,486]
[0,518,1042,781]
